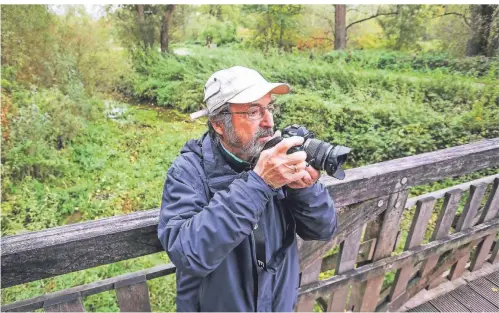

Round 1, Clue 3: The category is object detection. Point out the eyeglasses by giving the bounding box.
[220,101,280,121]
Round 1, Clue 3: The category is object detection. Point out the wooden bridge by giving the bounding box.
[2,138,499,312]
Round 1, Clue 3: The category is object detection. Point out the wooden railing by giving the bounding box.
[2,138,499,312]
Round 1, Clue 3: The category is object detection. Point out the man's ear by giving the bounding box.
[211,120,224,137]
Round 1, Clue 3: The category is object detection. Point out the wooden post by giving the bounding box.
[389,197,436,310]
[356,190,409,312]
[449,184,487,280]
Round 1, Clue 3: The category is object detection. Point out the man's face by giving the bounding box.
[221,93,275,160]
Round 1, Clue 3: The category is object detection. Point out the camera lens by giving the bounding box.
[303,138,350,179]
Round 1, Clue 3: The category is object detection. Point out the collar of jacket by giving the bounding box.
[200,132,285,200]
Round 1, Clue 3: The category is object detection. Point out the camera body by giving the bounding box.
[261,124,351,180]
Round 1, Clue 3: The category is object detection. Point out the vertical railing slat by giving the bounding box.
[327,227,363,312]
[388,197,436,310]
[419,189,463,288]
[115,275,151,312]
[356,190,409,312]
[295,257,322,312]
[449,184,487,280]
[470,178,499,271]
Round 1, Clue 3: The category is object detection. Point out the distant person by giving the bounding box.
[158,66,338,312]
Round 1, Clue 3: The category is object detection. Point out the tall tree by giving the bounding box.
[243,4,302,52]
[466,5,498,56]
[160,4,176,53]
[334,5,346,50]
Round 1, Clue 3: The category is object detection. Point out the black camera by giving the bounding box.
[260,124,351,180]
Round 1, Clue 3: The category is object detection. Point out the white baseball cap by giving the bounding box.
[190,66,290,120]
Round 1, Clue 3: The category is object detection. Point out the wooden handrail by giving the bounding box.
[2,138,499,288]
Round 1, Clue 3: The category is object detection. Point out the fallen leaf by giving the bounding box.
[492,287,498,292]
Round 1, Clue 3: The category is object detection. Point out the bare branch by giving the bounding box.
[439,12,470,27]
[311,36,334,43]
[346,10,398,31]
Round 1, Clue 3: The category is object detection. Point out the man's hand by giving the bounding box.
[253,132,317,189]
[287,165,320,189]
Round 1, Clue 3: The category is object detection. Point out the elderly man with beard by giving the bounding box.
[158,66,337,312]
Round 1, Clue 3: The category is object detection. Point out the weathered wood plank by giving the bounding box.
[0,264,175,313]
[449,285,498,312]
[449,184,488,280]
[389,197,436,310]
[3,139,498,288]
[430,294,470,312]
[297,217,499,301]
[468,277,499,307]
[299,194,391,273]
[1,210,162,288]
[320,238,376,273]
[470,179,499,271]
[478,178,499,224]
[419,190,463,287]
[357,190,409,312]
[321,138,499,209]
[115,276,151,312]
[327,227,363,312]
[470,234,496,272]
[491,239,499,264]
[405,174,499,209]
[408,301,439,312]
[295,257,322,312]
[43,293,85,312]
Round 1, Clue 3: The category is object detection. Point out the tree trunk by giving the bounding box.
[334,4,347,50]
[278,20,284,49]
[466,5,496,56]
[136,5,146,50]
[160,5,176,53]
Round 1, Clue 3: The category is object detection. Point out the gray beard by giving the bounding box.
[226,127,273,159]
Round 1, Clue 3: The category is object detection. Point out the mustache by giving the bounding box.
[255,128,274,139]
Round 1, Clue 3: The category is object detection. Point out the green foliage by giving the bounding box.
[130,47,498,167]
[199,17,238,46]
[1,5,132,95]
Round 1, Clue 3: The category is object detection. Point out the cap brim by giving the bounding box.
[228,82,290,104]
[189,108,209,120]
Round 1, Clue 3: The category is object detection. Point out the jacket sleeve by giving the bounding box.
[285,182,337,241]
[157,162,276,277]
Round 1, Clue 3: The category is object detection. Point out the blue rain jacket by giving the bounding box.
[158,132,337,312]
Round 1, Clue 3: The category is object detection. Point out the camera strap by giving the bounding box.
[253,194,296,273]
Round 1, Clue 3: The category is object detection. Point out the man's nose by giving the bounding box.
[259,108,274,128]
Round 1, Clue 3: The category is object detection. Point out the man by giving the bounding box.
[158,66,337,312]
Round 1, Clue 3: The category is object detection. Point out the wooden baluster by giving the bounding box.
[419,189,463,288]
[448,183,487,280]
[115,275,152,312]
[327,227,363,312]
[470,178,499,271]
[43,293,85,312]
[490,239,499,264]
[295,257,323,312]
[356,190,409,312]
[388,197,436,311]
[347,218,381,312]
